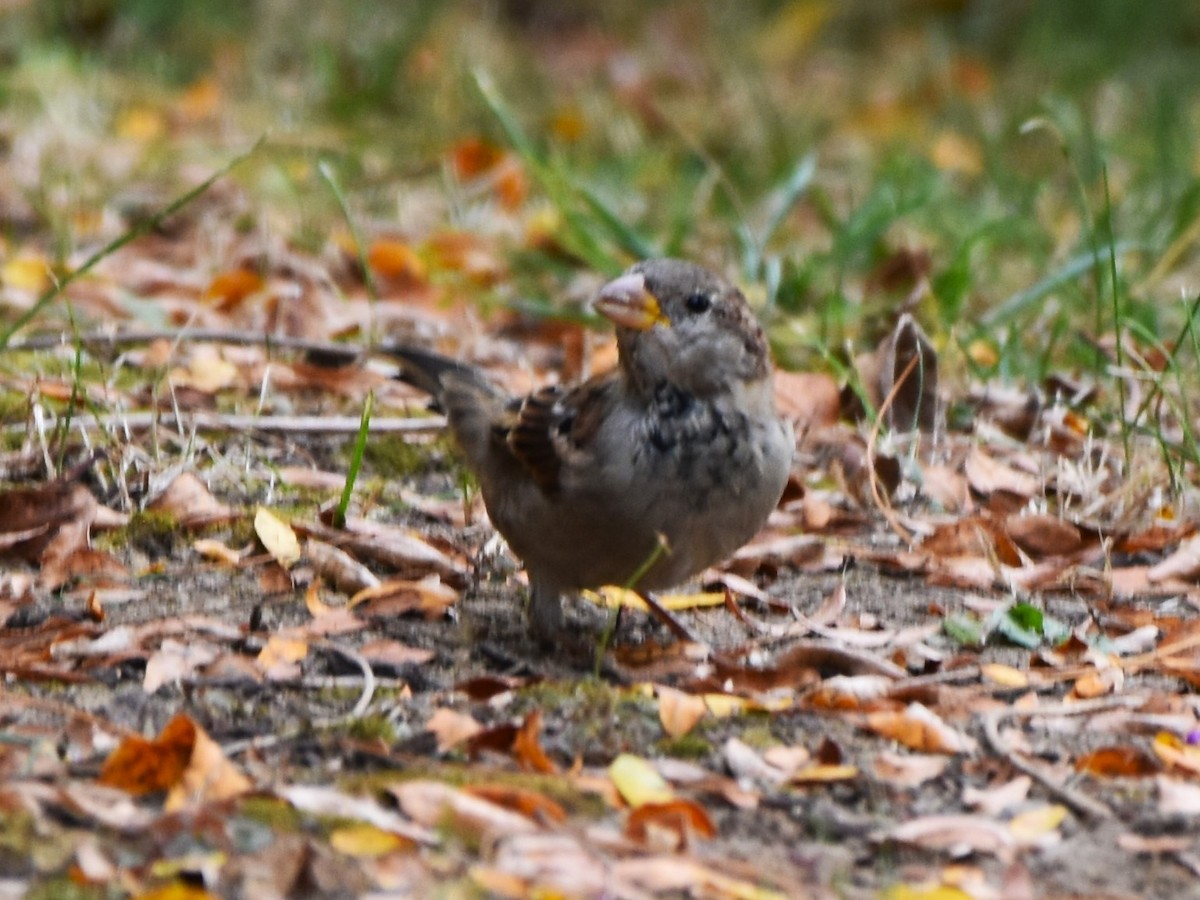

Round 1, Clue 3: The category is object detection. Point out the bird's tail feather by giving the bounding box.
[382,343,500,407]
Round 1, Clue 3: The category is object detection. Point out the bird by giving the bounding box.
[385,258,794,641]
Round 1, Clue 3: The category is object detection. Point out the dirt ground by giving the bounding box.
[5,433,1199,898]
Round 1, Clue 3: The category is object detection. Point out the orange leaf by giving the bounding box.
[625,798,716,846]
[99,714,197,795]
[514,710,557,774]
[449,136,505,179]
[1075,746,1160,778]
[367,239,426,282]
[204,267,263,310]
[865,703,977,754]
[465,784,566,824]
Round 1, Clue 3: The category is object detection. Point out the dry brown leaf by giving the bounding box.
[304,517,467,583]
[193,538,244,566]
[722,737,791,786]
[873,751,949,788]
[425,708,483,752]
[1004,513,1083,558]
[1156,775,1200,816]
[143,638,219,694]
[349,574,457,619]
[1149,534,1200,583]
[465,785,566,824]
[884,813,1015,859]
[922,515,1021,566]
[865,702,978,754]
[305,538,381,595]
[773,370,841,431]
[166,719,252,811]
[148,471,235,527]
[358,638,435,669]
[962,775,1032,816]
[964,448,1039,499]
[877,313,939,434]
[256,635,308,679]
[390,780,540,837]
[920,463,973,513]
[657,684,707,738]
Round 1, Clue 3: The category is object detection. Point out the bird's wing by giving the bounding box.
[494,370,621,494]
[385,341,622,496]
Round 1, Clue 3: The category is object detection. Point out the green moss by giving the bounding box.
[238,795,303,832]
[345,714,398,744]
[656,732,712,759]
[362,434,440,479]
[23,881,109,900]
[736,725,779,750]
[96,509,180,556]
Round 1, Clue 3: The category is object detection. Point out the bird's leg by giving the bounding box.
[526,582,564,642]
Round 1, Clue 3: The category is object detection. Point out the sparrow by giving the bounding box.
[386,258,794,640]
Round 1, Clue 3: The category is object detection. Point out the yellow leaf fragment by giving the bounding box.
[1153,732,1200,776]
[255,507,301,568]
[583,586,725,611]
[193,538,243,566]
[330,823,413,858]
[1008,804,1067,844]
[609,754,674,808]
[2,254,51,292]
[980,663,1029,688]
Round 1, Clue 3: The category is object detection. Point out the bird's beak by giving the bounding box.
[594,272,668,331]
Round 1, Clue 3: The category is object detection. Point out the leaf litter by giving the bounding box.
[5,7,1200,899]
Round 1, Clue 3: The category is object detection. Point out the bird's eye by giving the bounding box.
[685,292,711,314]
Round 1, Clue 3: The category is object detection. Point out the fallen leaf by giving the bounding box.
[610,753,675,807]
[1149,534,1200,583]
[964,448,1039,499]
[465,785,566,824]
[255,507,301,569]
[426,708,483,752]
[657,684,707,738]
[98,714,197,795]
[329,823,415,858]
[625,798,717,849]
[866,703,978,754]
[962,776,1031,816]
[1007,804,1066,846]
[884,814,1015,859]
[513,710,557,774]
[873,751,949,788]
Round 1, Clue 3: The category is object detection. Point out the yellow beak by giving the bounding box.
[594,272,668,331]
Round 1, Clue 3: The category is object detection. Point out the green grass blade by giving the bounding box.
[0,137,264,349]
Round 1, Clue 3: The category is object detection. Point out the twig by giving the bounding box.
[5,327,362,359]
[865,354,918,544]
[639,592,703,644]
[4,411,444,437]
[978,695,1143,821]
[317,641,376,719]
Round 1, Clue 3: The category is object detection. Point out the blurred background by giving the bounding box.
[2,0,1199,379]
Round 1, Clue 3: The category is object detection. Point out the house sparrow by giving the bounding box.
[386,258,794,640]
